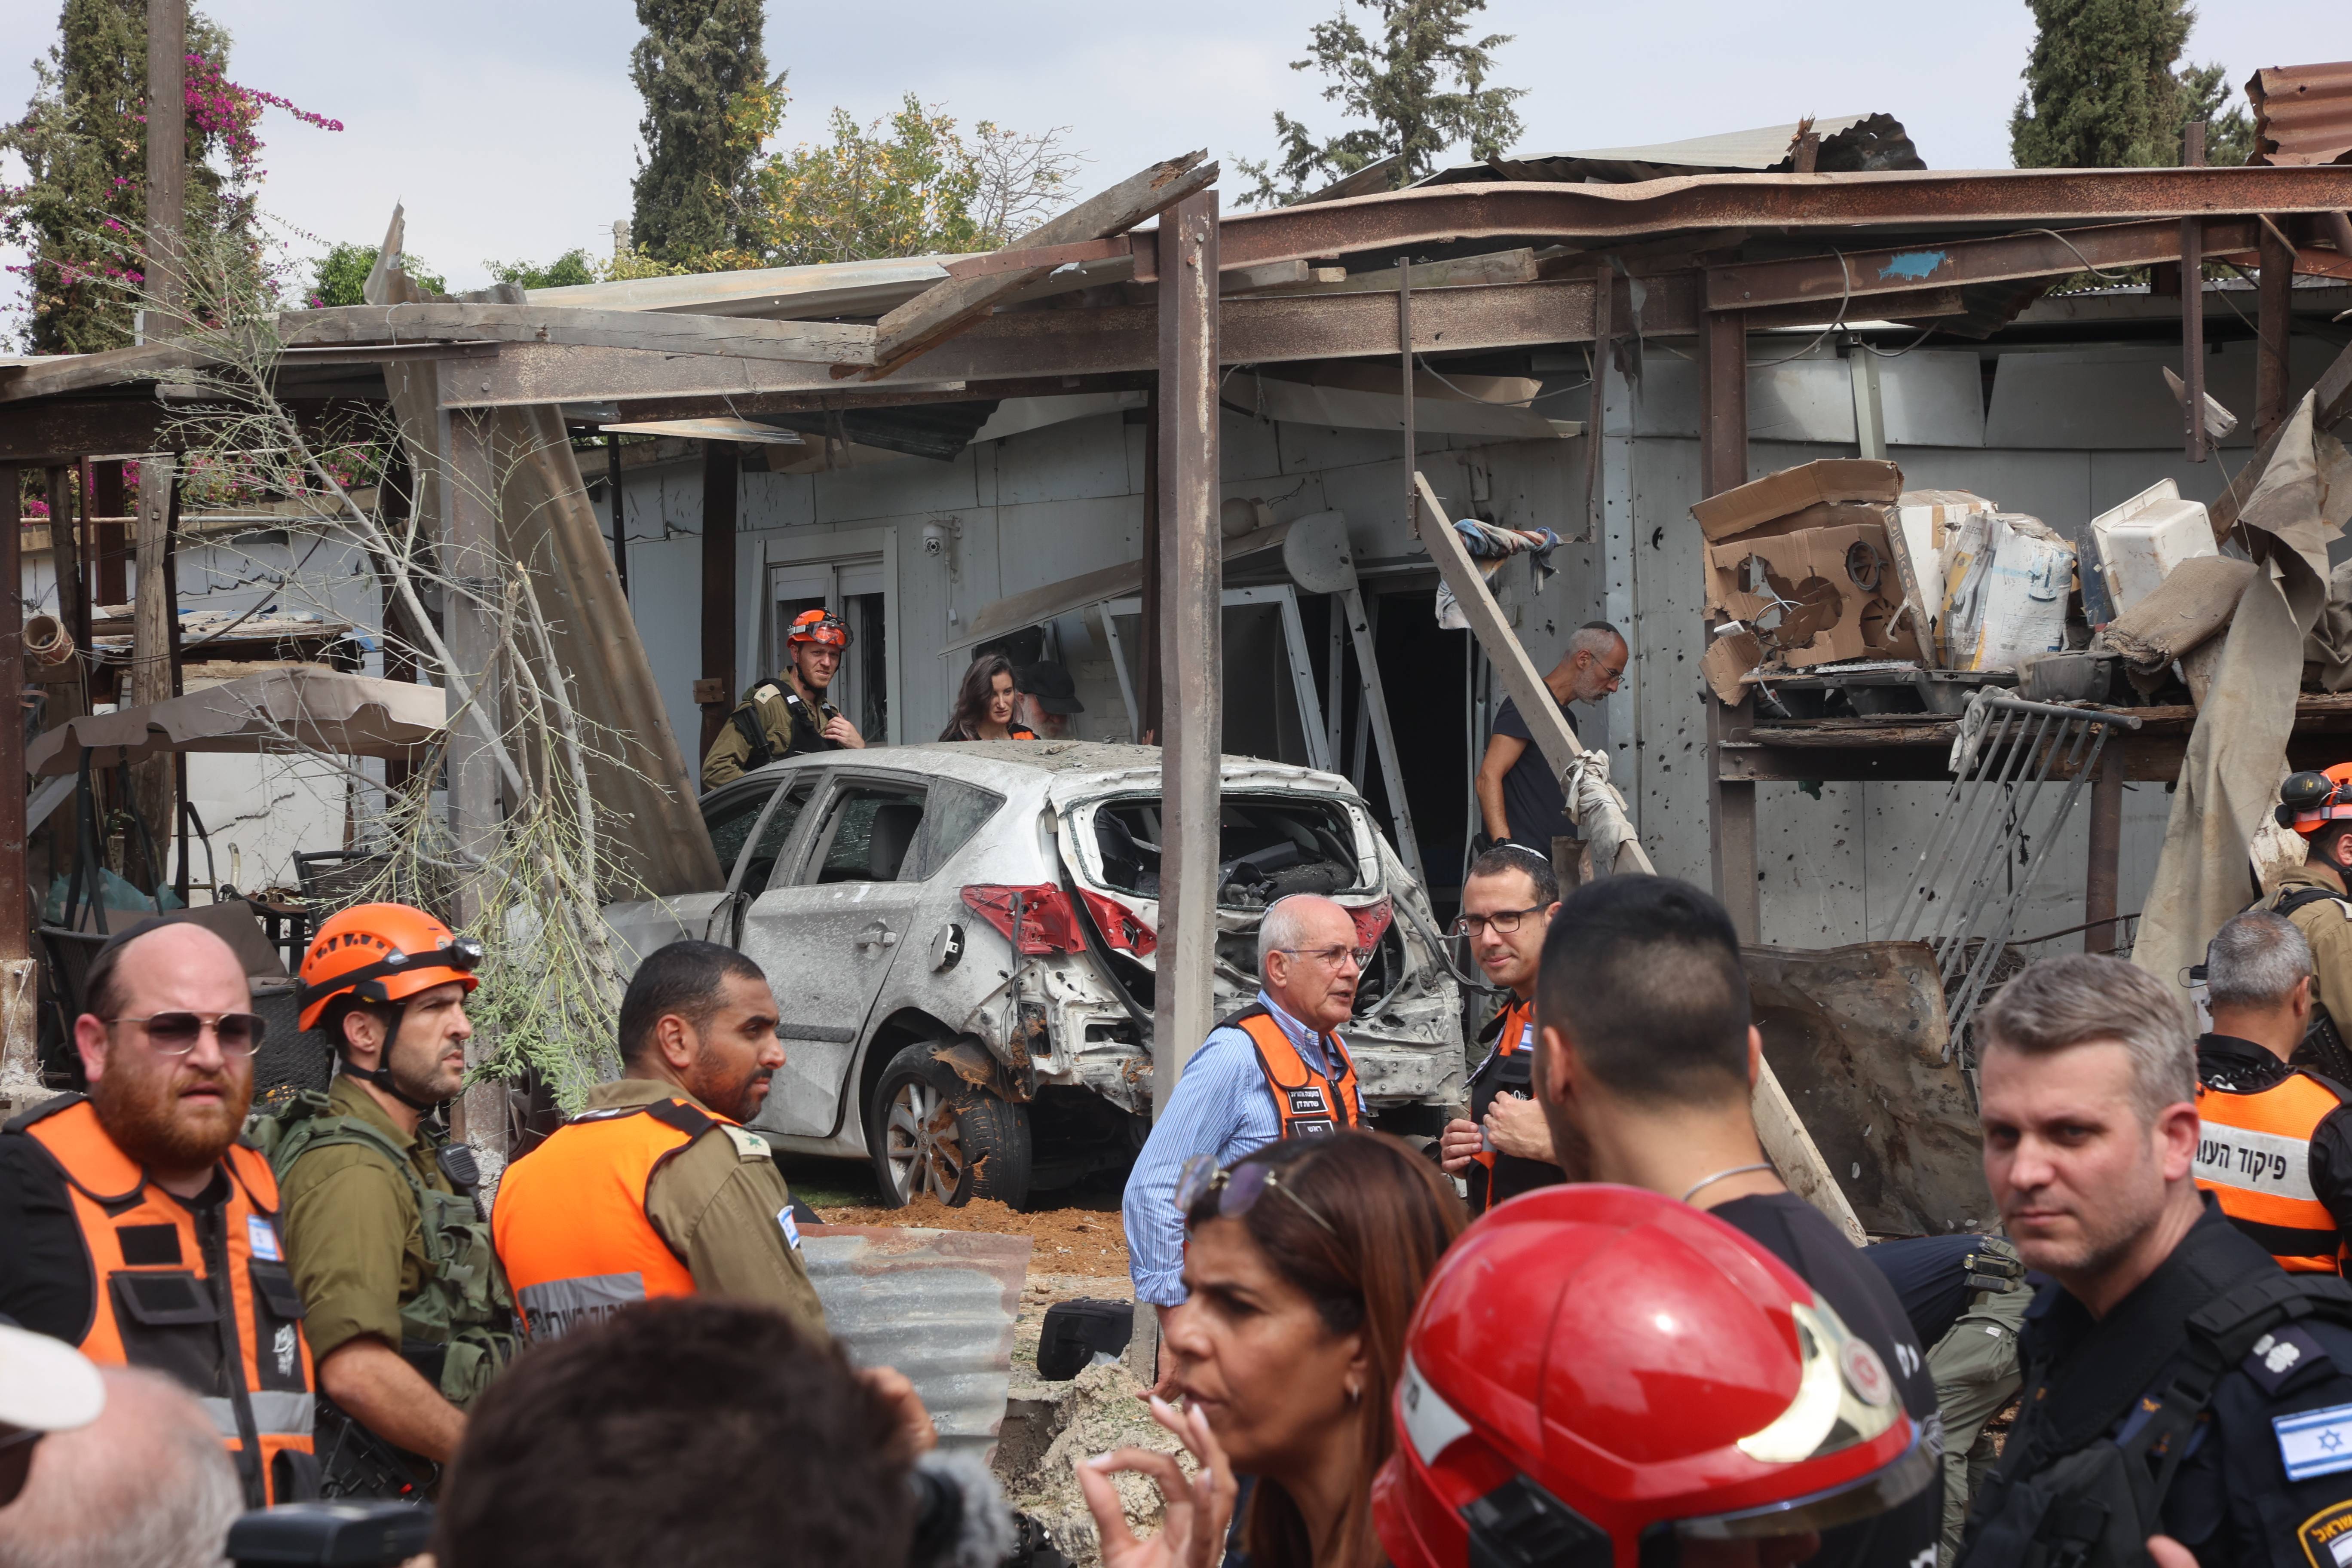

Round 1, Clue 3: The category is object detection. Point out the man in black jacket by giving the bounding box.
[1961,953,2352,1568]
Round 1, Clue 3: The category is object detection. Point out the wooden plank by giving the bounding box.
[1412,466,1865,1245]
[282,303,876,367]
[445,279,1601,408]
[0,464,30,1077]
[868,151,1216,378]
[941,238,1131,279]
[699,442,739,760]
[1245,247,1538,298]
[0,396,174,461]
[1153,192,1222,1109]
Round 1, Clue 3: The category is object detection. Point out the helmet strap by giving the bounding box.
[339,1003,444,1115]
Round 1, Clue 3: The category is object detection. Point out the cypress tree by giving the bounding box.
[2011,0,2247,168]
[628,0,773,265]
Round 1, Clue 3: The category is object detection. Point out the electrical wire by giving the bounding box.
[1412,355,1591,407]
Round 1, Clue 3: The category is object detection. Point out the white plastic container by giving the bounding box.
[2091,478,2215,619]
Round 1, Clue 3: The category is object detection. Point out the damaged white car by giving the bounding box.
[601,741,1464,1207]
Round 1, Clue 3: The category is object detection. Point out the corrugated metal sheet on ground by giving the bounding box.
[2250,61,2352,168]
[801,1226,1031,1463]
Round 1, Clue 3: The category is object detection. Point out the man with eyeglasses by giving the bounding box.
[1473,620,1626,858]
[1436,845,1565,1213]
[1121,894,1368,1392]
[0,918,318,1507]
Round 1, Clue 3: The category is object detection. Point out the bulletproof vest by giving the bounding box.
[2266,888,2352,1084]
[1960,1263,2352,1568]
[1466,997,1557,1214]
[729,680,839,770]
[249,1087,517,1408]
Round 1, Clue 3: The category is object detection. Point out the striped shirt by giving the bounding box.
[1121,992,1363,1308]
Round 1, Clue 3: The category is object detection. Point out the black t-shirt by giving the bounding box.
[0,1128,95,1342]
[1865,1233,1988,1350]
[1715,1192,1940,1568]
[1488,697,1581,848]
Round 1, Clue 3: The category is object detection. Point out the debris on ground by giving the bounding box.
[997,1361,1193,1568]
[816,1196,1131,1278]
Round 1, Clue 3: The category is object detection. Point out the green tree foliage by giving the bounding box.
[486,249,599,290]
[628,0,773,263]
[2011,0,2251,168]
[307,239,444,306]
[1238,0,1523,208]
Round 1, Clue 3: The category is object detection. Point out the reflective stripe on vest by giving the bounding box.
[2194,1072,2349,1272]
[1469,998,1537,1212]
[18,1096,315,1505]
[1231,1011,1361,1138]
[492,1099,716,1340]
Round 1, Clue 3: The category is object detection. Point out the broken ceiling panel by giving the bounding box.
[1416,112,1925,187]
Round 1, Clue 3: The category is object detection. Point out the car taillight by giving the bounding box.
[1350,897,1394,952]
[961,885,1086,954]
[1079,890,1158,957]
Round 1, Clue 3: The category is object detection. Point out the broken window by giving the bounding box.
[1089,796,1367,909]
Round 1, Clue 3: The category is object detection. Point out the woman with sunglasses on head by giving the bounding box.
[937,654,1036,742]
[1078,1131,1467,1568]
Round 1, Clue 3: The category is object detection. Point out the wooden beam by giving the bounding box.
[282,303,876,368]
[1152,190,1221,1112]
[145,0,183,325]
[868,151,1218,379]
[2256,220,2295,446]
[1245,247,1539,298]
[940,238,1132,279]
[698,441,739,761]
[0,397,173,463]
[2085,758,2123,955]
[128,454,175,891]
[440,400,502,1144]
[1411,467,1864,1243]
[0,465,31,1078]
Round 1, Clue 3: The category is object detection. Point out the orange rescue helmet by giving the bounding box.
[787,608,850,649]
[297,902,482,1032]
[2278,763,2352,836]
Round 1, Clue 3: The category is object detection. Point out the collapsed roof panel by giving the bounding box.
[2249,60,2352,167]
[1416,112,1925,187]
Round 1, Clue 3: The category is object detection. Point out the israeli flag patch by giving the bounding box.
[245,1215,282,1262]
[2274,1403,2352,1480]
[777,1205,802,1251]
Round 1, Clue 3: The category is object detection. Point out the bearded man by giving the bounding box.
[0,919,317,1507]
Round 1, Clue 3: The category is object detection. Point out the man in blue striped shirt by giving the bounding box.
[1121,896,1368,1358]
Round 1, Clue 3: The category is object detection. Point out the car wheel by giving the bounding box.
[869,1043,1032,1209]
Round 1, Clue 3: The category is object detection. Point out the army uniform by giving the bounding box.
[701,672,840,788]
[2260,865,2352,1079]
[259,1076,515,1493]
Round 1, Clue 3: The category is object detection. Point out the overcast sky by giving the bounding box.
[0,0,2335,309]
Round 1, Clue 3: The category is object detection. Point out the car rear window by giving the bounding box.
[916,780,1004,879]
[1091,795,1366,907]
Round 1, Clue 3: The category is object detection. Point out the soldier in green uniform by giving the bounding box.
[701,608,866,788]
[254,902,516,1498]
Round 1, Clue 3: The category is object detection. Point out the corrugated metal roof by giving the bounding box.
[2249,61,2352,167]
[1417,113,1924,187]
[800,1226,1032,1465]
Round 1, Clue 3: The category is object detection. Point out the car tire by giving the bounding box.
[869,1043,1032,1210]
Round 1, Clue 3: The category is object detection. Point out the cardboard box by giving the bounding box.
[1706,521,1928,668]
[1938,512,2075,672]
[1690,459,1904,544]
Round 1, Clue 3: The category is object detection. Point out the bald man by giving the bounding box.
[0,1366,244,1568]
[1121,895,1369,1377]
[1476,620,1628,854]
[0,919,318,1505]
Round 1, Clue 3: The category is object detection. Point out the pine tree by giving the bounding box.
[1,0,233,352]
[627,0,774,264]
[1239,0,1523,208]
[2010,0,2248,168]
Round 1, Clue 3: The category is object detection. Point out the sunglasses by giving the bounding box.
[105,1011,267,1057]
[1174,1152,1337,1239]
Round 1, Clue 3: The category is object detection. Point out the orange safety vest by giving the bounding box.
[1231,1008,1361,1137]
[14,1096,316,1506]
[2194,1072,2351,1273]
[1468,996,1539,1214]
[492,1098,720,1340]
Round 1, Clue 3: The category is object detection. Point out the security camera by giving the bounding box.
[923,519,955,558]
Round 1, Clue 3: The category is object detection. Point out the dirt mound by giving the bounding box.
[816,1195,1130,1278]
[1001,1362,1194,1568]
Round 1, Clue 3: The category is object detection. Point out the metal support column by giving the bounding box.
[2256,219,2295,448]
[2085,758,2123,955]
[697,441,738,759]
[1139,386,1162,741]
[1152,189,1220,1114]
[1701,305,1759,940]
[0,467,33,1076]
[606,433,630,601]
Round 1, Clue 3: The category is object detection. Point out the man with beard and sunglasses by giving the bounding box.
[0,919,319,1507]
[492,940,828,1343]
[259,902,515,1498]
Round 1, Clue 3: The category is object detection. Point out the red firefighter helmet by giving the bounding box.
[297,902,482,1032]
[1372,1185,1932,1568]
[786,608,850,649]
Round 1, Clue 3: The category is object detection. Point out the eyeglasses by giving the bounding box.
[104,1011,267,1057]
[1452,906,1544,937]
[1174,1152,1338,1238]
[1272,945,1373,970]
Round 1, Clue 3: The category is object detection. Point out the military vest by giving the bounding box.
[248,1087,516,1407]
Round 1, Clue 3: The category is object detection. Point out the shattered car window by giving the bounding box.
[747,782,816,892]
[705,784,783,882]
[815,787,928,884]
[915,781,1005,879]
[1091,796,1366,908]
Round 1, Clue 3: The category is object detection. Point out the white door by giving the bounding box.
[737,774,934,1144]
[769,554,892,743]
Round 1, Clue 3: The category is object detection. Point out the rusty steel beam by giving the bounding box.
[1211,167,2352,271]
[0,397,175,465]
[1705,217,2260,312]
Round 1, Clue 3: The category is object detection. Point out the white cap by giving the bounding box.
[0,1322,104,1433]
